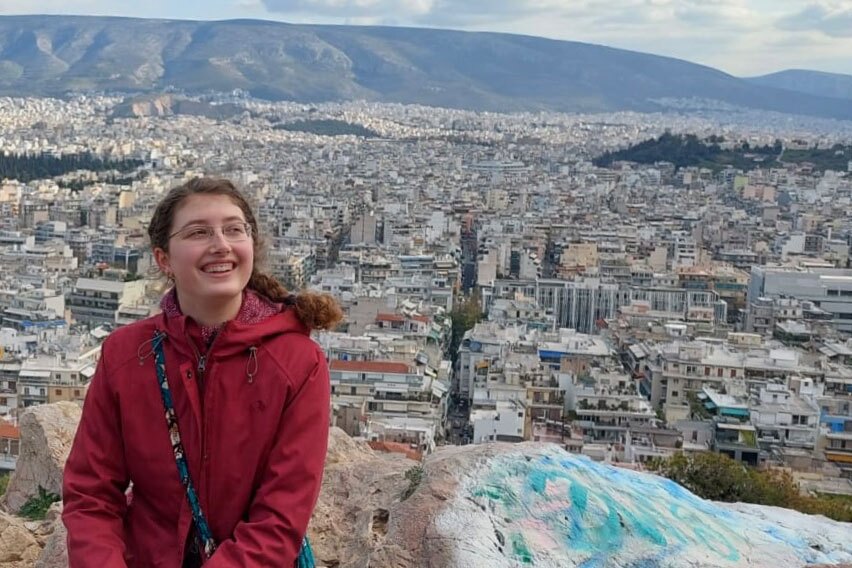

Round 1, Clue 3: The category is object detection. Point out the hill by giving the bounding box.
[595,133,852,173]
[747,69,852,101]
[0,15,852,120]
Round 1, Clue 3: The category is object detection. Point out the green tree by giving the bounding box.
[649,452,752,502]
[450,291,482,362]
[648,452,852,523]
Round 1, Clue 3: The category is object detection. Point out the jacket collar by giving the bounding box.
[155,289,309,360]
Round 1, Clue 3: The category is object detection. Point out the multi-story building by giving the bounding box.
[485,278,726,334]
[748,266,852,333]
[328,359,448,454]
[67,277,147,325]
[645,341,746,421]
[750,384,820,450]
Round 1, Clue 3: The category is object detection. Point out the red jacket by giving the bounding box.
[63,307,330,567]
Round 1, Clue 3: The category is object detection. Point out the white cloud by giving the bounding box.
[0,0,109,14]
[776,1,852,38]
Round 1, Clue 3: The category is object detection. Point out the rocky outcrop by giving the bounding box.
[33,504,65,568]
[0,511,41,567]
[2,403,851,568]
[1,403,80,514]
[381,443,852,568]
[309,428,418,568]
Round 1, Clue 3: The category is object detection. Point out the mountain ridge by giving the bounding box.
[747,69,852,101]
[0,15,851,120]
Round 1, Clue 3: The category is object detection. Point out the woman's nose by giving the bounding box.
[209,228,232,251]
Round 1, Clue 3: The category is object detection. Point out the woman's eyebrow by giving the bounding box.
[176,215,246,228]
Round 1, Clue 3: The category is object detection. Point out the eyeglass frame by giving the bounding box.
[167,221,254,243]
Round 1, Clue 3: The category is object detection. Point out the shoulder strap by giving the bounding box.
[151,330,217,560]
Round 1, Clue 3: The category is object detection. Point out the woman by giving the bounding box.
[63,177,342,567]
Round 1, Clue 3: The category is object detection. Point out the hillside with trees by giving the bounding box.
[0,152,142,184]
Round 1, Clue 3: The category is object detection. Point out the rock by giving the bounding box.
[377,442,852,568]
[0,510,42,567]
[7,405,851,568]
[309,428,418,568]
[33,517,67,568]
[1,402,81,514]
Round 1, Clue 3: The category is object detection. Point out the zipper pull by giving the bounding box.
[198,355,207,374]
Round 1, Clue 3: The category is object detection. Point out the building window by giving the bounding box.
[717,368,723,377]
[74,390,81,397]
[672,391,679,398]
[730,369,736,378]
[55,389,62,396]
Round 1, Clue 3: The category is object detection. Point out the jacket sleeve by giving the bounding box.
[62,338,130,568]
[206,346,331,567]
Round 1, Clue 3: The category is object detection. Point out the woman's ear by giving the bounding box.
[153,247,171,277]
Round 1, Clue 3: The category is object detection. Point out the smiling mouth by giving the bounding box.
[202,262,235,274]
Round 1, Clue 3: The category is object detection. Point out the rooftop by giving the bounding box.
[330,360,412,374]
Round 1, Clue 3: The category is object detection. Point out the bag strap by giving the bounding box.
[151,330,316,567]
[151,331,217,560]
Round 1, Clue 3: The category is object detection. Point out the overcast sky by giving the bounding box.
[2,0,851,77]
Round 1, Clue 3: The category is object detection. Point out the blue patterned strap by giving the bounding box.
[297,536,315,568]
[152,331,217,559]
[151,331,315,567]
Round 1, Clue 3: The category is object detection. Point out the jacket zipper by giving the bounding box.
[184,329,222,534]
[186,330,220,377]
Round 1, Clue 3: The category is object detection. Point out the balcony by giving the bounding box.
[0,454,16,472]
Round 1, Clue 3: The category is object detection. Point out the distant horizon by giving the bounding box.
[1,1,851,77]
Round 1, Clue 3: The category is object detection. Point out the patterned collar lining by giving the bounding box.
[160,288,281,344]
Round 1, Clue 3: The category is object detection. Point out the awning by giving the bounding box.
[19,370,50,378]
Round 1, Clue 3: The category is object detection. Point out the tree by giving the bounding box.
[450,291,482,362]
[648,452,852,522]
[649,452,752,502]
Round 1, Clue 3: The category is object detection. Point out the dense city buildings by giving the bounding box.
[0,93,850,496]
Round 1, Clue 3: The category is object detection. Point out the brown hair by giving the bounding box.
[148,177,343,330]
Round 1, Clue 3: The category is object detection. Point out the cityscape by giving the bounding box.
[0,8,851,568]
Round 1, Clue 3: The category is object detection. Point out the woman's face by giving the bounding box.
[154,194,254,312]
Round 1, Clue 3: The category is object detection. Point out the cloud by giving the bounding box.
[259,0,580,26]
[0,0,109,14]
[776,1,852,37]
[259,0,767,35]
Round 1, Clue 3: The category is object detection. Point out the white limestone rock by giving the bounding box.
[1,402,81,514]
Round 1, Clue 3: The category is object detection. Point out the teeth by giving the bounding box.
[203,263,233,273]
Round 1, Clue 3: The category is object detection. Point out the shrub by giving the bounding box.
[648,452,852,523]
[19,486,60,521]
[402,465,424,501]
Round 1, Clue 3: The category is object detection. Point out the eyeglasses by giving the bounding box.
[168,222,253,243]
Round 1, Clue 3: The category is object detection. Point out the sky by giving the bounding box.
[2,0,851,77]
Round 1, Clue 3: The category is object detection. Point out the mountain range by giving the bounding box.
[1,15,851,120]
[747,69,852,102]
